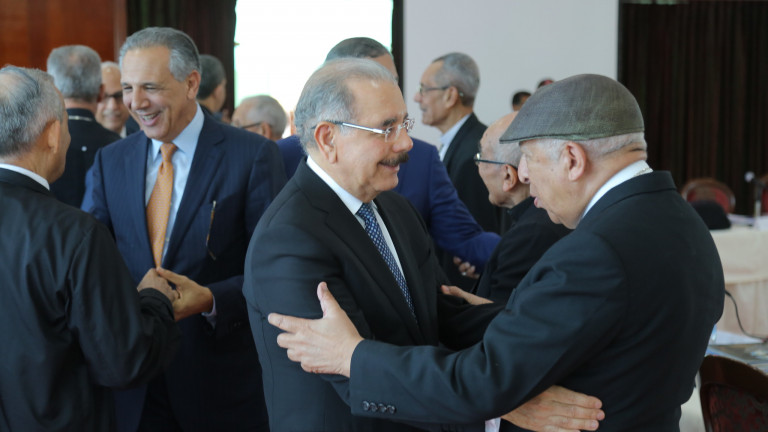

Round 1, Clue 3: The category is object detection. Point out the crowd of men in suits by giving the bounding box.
[0,26,724,432]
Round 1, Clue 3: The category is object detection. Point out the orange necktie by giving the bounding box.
[146,142,177,267]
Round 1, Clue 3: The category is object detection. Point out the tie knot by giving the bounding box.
[160,142,177,162]
[356,202,376,224]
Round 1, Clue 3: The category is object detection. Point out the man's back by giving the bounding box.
[0,169,179,431]
[349,172,724,431]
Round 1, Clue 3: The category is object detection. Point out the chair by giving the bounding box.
[699,355,768,432]
[681,178,736,214]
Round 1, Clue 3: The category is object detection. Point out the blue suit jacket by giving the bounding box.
[277,135,499,270]
[83,115,286,431]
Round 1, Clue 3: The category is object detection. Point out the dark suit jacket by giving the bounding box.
[244,160,497,431]
[0,168,179,431]
[348,172,725,431]
[440,113,503,288]
[442,113,499,233]
[50,108,120,207]
[474,197,571,304]
[276,134,500,271]
[82,115,286,431]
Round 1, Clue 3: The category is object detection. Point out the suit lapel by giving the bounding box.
[374,198,432,343]
[164,117,224,265]
[123,134,154,266]
[295,163,424,343]
[443,113,478,169]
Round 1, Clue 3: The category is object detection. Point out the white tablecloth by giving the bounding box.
[710,226,768,336]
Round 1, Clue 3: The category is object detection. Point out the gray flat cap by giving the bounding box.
[500,74,644,143]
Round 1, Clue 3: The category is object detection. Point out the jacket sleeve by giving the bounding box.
[68,222,181,388]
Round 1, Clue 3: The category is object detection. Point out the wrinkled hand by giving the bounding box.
[137,268,179,303]
[268,282,362,377]
[453,256,479,279]
[155,268,214,322]
[441,284,493,305]
[502,385,604,432]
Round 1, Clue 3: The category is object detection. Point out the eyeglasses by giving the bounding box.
[329,117,414,143]
[418,85,449,96]
[474,152,516,169]
[237,122,263,130]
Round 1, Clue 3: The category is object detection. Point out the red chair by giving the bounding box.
[699,355,768,432]
[681,178,736,214]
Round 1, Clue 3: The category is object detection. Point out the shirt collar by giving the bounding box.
[580,160,651,221]
[0,163,50,190]
[306,156,365,215]
[149,104,204,158]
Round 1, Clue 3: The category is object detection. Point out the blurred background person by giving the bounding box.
[232,94,287,141]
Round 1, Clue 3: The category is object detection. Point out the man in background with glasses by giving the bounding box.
[96,61,135,138]
[244,58,603,432]
[446,112,570,309]
[415,52,503,291]
[232,94,288,142]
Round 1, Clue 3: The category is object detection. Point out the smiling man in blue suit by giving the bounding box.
[82,27,285,432]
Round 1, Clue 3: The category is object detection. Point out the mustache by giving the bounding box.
[380,152,409,167]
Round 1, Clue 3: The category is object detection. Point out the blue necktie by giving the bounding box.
[356,202,415,316]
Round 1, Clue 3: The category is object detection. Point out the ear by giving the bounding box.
[214,82,227,102]
[562,141,588,181]
[501,165,518,192]
[46,120,62,154]
[313,122,337,163]
[187,70,202,100]
[444,86,460,108]
[257,123,273,140]
[96,83,105,104]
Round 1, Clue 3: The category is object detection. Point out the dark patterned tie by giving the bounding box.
[356,202,415,316]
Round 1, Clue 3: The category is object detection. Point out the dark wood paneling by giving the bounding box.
[0,0,126,69]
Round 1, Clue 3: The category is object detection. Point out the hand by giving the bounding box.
[441,284,492,305]
[453,256,479,279]
[137,268,179,303]
[502,385,604,432]
[268,282,363,377]
[155,268,214,321]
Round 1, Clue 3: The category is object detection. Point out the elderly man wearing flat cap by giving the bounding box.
[268,74,725,431]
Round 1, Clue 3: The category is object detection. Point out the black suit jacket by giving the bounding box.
[0,168,179,431]
[348,172,725,431]
[82,113,286,431]
[442,113,499,233]
[50,108,120,207]
[244,160,497,431]
[474,197,571,304]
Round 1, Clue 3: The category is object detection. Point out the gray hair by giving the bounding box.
[432,52,479,106]
[239,95,287,135]
[325,37,390,62]
[534,132,647,161]
[295,58,396,152]
[46,45,102,102]
[0,66,64,158]
[198,54,226,99]
[119,27,200,82]
[495,139,523,167]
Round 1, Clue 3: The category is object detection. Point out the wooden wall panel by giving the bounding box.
[0,0,126,69]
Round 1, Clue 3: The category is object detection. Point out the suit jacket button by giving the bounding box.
[362,401,370,411]
[370,402,378,412]
[377,403,387,413]
[387,405,396,414]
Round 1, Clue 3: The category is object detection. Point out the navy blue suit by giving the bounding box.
[277,134,499,270]
[82,114,286,431]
